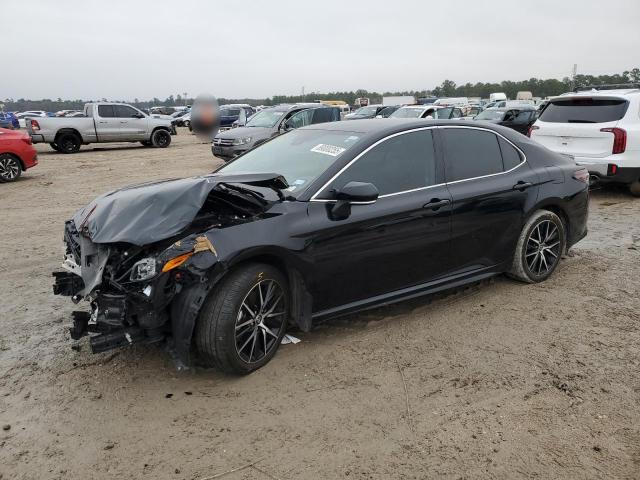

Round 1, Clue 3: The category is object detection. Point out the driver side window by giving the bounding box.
[319,130,437,198]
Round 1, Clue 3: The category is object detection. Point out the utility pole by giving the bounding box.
[570,64,577,91]
[301,86,305,101]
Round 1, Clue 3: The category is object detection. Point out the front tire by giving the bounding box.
[195,264,289,374]
[0,154,22,182]
[151,129,171,148]
[56,132,81,153]
[508,210,566,283]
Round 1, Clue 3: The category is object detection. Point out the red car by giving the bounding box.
[0,128,38,182]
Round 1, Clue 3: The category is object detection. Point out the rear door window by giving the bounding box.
[442,128,503,182]
[539,98,628,123]
[97,105,116,118]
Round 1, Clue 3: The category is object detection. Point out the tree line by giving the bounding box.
[3,68,638,112]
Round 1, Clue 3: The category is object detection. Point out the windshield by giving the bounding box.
[245,109,286,128]
[352,106,377,116]
[475,109,505,120]
[390,107,425,118]
[216,129,362,197]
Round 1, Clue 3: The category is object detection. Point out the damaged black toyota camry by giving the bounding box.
[53,120,589,374]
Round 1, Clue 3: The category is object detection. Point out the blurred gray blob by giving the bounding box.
[190,94,220,140]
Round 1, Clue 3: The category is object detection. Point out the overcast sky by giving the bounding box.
[4,0,639,100]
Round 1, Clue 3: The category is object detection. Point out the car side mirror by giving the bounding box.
[329,181,379,220]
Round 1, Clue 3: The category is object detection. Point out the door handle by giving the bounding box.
[423,198,451,211]
[120,121,127,124]
[512,181,533,191]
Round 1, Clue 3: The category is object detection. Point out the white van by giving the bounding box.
[530,87,640,195]
[490,92,507,103]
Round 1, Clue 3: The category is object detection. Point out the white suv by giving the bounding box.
[529,86,640,196]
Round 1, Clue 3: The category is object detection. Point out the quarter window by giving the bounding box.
[322,130,437,197]
[498,137,523,170]
[442,128,503,182]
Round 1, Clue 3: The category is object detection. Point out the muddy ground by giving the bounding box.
[1,129,639,479]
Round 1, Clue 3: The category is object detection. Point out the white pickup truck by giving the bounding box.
[27,102,174,153]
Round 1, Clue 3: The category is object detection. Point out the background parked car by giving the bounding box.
[28,102,174,153]
[219,104,255,130]
[474,106,538,135]
[344,105,387,120]
[529,85,640,195]
[212,104,340,160]
[16,111,47,128]
[0,128,38,182]
[375,105,401,118]
[0,112,19,129]
[389,105,464,119]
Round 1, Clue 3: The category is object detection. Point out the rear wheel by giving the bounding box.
[49,142,62,152]
[56,132,81,153]
[508,210,566,283]
[0,154,22,182]
[195,264,288,374]
[629,180,640,197]
[151,129,171,148]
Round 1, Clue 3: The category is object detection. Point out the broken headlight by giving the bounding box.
[130,257,157,282]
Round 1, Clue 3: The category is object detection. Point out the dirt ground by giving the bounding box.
[1,129,639,479]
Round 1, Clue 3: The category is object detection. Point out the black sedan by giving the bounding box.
[473,107,539,135]
[53,120,589,374]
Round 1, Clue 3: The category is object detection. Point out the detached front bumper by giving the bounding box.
[53,270,171,353]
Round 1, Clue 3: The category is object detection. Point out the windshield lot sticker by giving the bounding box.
[311,144,346,157]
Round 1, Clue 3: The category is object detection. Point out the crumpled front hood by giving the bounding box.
[72,173,282,246]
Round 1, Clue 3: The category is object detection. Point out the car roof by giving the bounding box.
[556,89,640,99]
[491,106,536,111]
[301,118,520,137]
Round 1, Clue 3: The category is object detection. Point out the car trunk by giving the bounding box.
[532,96,628,158]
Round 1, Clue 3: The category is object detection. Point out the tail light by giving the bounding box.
[572,168,589,183]
[600,127,626,154]
[527,125,539,137]
[30,119,40,131]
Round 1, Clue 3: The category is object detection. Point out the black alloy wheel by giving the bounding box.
[524,219,561,276]
[509,210,566,283]
[234,279,287,364]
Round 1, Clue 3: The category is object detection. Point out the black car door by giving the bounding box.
[439,126,540,273]
[306,128,453,311]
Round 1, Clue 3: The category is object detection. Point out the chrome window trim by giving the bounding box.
[309,124,528,203]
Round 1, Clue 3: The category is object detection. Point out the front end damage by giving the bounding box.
[52,174,286,365]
